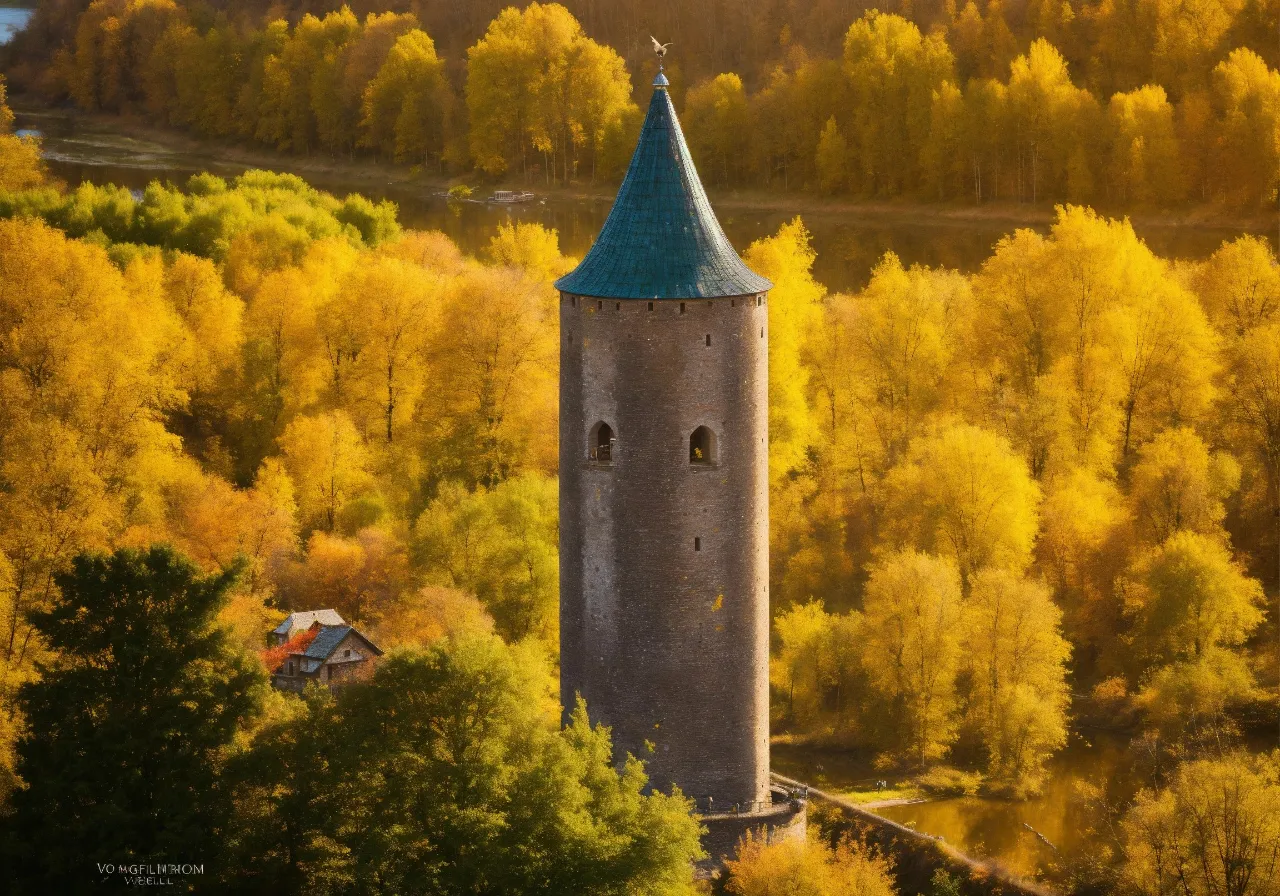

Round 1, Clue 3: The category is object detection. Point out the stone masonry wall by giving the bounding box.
[560,292,770,809]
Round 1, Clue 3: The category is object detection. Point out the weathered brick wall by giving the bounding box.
[560,292,770,808]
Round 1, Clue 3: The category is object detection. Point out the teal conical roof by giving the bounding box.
[554,74,772,299]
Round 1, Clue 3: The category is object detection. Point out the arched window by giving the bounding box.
[589,421,615,463]
[689,426,717,464]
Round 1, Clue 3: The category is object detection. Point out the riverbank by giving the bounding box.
[13,97,1280,237]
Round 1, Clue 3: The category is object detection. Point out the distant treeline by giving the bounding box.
[7,0,1280,206]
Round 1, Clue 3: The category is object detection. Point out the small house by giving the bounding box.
[270,609,346,646]
[270,623,383,692]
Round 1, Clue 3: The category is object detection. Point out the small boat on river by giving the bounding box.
[488,190,536,203]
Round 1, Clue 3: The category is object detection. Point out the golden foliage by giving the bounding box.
[727,829,897,896]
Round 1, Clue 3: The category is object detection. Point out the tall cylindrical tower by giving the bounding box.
[556,71,773,812]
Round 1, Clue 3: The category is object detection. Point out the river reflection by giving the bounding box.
[15,108,1268,294]
[776,731,1139,883]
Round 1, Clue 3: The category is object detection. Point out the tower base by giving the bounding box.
[696,785,807,875]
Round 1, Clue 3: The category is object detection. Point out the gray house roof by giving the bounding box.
[554,72,772,300]
[273,609,345,637]
[301,625,383,662]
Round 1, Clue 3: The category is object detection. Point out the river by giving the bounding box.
[774,732,1141,885]
[0,7,32,46]
[11,101,1269,293]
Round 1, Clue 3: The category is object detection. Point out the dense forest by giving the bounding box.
[7,0,1280,206]
[2,2,1280,882]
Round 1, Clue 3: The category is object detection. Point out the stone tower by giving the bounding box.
[556,70,774,817]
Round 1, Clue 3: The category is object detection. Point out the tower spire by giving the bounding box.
[554,53,770,300]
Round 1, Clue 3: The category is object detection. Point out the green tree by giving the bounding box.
[7,546,264,894]
[413,474,559,644]
[226,636,705,895]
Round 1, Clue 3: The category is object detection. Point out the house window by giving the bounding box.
[615,302,621,310]
[326,666,332,681]
[597,300,603,310]
[694,537,701,551]
[589,421,615,463]
[680,302,686,314]
[648,302,653,311]
[344,649,352,658]
[287,661,294,675]
[690,426,717,464]
[705,334,711,346]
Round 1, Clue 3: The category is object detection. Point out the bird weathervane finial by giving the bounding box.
[650,36,671,69]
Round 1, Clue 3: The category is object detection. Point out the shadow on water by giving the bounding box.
[15,108,1269,294]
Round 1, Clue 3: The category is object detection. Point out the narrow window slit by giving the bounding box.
[589,422,615,463]
[694,537,701,551]
[705,334,711,346]
[690,426,716,464]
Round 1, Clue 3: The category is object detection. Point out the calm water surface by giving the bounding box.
[15,107,1268,293]
[0,7,33,45]
[775,731,1139,884]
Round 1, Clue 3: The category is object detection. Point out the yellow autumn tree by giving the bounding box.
[484,221,575,284]
[1128,428,1240,545]
[743,218,824,481]
[418,265,558,486]
[466,2,633,182]
[727,829,897,896]
[1125,531,1265,662]
[359,29,449,166]
[1189,236,1280,337]
[860,550,965,766]
[278,410,374,533]
[1123,754,1280,896]
[962,569,1070,793]
[683,73,751,185]
[0,76,46,191]
[883,423,1041,584]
